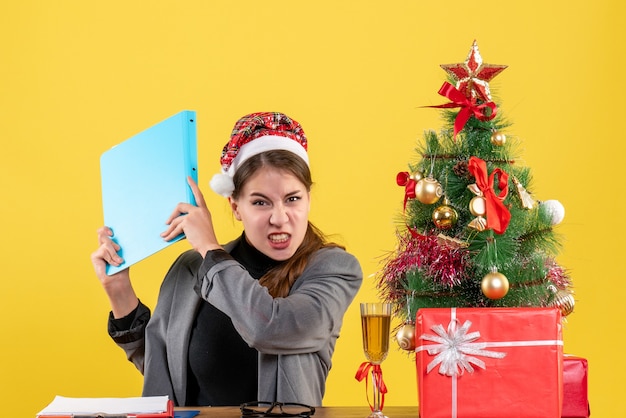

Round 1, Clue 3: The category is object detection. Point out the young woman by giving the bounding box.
[91,112,363,407]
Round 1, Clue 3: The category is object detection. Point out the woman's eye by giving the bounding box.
[287,196,301,203]
[252,200,268,206]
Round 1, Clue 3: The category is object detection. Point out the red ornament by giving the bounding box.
[440,40,507,102]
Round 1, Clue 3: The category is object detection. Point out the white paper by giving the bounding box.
[36,395,169,415]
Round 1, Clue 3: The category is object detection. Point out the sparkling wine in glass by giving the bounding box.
[360,302,392,418]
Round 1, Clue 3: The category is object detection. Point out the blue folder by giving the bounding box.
[100,110,198,275]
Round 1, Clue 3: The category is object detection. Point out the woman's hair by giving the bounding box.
[232,150,344,298]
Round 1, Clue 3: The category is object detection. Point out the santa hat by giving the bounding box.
[210,112,309,197]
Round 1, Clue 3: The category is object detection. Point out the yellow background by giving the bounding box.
[1,1,623,416]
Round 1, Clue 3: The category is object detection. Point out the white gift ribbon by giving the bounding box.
[417,316,506,377]
[415,307,564,418]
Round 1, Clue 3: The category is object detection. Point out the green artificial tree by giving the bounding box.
[378,41,575,351]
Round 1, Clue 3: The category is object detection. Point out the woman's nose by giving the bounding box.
[270,205,289,225]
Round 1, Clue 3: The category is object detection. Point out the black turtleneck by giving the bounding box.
[185,233,280,406]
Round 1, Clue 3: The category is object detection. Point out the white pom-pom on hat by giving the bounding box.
[209,173,236,198]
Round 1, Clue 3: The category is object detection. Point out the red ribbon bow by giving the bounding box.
[355,362,388,411]
[427,82,498,140]
[468,156,511,234]
[396,171,416,209]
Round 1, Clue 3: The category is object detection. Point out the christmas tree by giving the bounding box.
[378,41,575,350]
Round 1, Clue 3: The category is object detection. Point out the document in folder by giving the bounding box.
[100,110,198,275]
[36,395,174,417]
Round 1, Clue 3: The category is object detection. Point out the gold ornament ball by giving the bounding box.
[490,131,507,146]
[432,205,458,229]
[551,289,575,317]
[395,322,416,351]
[481,271,510,300]
[414,176,443,204]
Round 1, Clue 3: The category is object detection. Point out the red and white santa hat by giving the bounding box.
[210,112,309,197]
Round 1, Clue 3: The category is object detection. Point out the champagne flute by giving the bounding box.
[360,302,392,418]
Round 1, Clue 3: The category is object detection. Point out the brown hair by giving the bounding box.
[232,150,344,297]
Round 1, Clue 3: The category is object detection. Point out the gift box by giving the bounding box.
[562,355,590,418]
[416,307,563,418]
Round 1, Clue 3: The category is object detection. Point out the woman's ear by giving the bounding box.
[229,197,242,221]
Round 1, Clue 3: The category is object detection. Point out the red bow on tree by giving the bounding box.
[427,82,498,140]
[468,156,511,234]
[396,171,416,209]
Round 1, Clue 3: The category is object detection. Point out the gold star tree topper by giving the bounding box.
[440,40,507,102]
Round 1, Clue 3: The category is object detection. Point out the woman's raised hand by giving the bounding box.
[161,176,223,257]
[90,226,139,318]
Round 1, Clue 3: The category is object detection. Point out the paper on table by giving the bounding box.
[37,395,169,415]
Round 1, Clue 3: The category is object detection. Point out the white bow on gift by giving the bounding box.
[418,319,506,377]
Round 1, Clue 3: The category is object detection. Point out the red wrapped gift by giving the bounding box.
[562,355,590,417]
[416,307,563,418]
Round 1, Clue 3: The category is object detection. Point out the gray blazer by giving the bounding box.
[109,239,362,407]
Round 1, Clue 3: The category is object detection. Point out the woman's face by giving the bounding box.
[229,166,310,261]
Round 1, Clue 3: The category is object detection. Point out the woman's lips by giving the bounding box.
[268,233,290,249]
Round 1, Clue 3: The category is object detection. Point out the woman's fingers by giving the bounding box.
[96,226,113,245]
[161,214,185,242]
[164,202,188,224]
[160,178,221,255]
[187,176,208,209]
[94,226,123,265]
[93,243,123,266]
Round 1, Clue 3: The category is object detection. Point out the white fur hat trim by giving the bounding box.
[209,135,309,197]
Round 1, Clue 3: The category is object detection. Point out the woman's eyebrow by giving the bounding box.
[249,189,303,199]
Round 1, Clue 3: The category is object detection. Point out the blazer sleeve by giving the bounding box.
[107,301,151,374]
[195,246,363,354]
[106,250,202,375]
